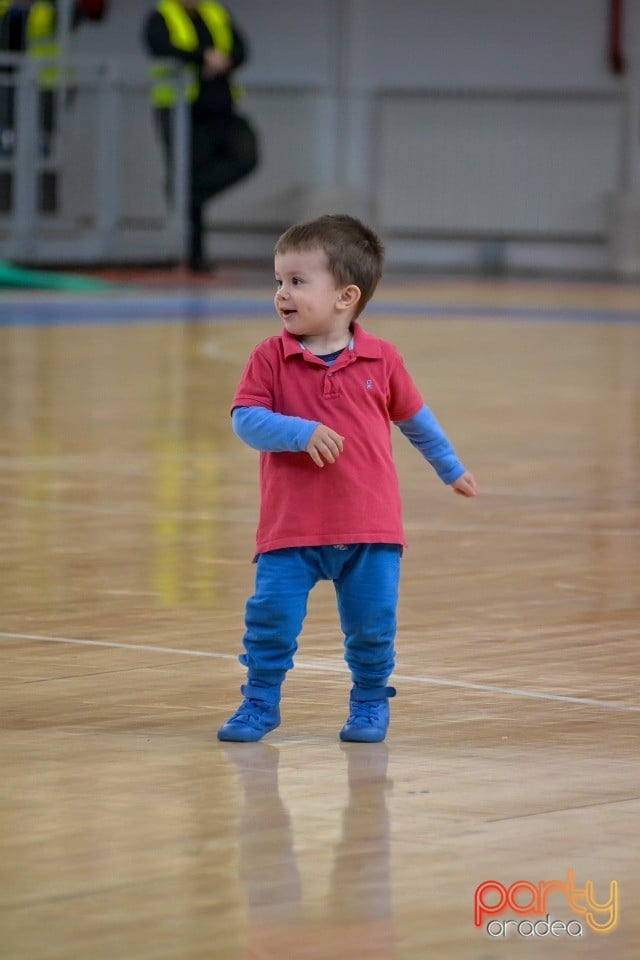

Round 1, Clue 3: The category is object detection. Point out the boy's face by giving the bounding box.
[274,248,360,343]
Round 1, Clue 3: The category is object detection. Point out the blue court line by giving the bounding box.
[0,295,638,327]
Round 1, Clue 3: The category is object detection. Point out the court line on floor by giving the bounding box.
[487,795,640,823]
[1,296,639,326]
[2,630,639,714]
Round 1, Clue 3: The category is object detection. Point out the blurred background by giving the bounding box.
[1,0,640,279]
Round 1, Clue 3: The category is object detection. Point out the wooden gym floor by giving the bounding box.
[1,270,639,959]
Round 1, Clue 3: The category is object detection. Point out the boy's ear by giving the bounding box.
[337,284,362,311]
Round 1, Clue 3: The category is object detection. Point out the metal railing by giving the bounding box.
[0,53,189,264]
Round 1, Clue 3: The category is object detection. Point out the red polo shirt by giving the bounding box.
[232,321,424,553]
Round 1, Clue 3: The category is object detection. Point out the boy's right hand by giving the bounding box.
[306,424,344,467]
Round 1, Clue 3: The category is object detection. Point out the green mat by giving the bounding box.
[0,259,113,291]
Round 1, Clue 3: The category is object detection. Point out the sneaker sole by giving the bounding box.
[217,721,280,743]
[339,726,387,743]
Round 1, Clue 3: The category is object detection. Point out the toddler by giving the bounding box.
[218,214,477,743]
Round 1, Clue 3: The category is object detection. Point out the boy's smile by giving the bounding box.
[274,248,360,353]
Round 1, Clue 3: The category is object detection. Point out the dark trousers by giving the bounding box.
[156,107,259,267]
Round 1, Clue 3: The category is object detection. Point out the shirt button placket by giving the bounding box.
[324,370,339,398]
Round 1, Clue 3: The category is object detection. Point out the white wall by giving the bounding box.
[43,1,640,271]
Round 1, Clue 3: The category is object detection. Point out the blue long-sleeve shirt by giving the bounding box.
[231,403,465,485]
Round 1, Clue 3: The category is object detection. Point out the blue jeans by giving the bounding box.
[239,544,401,698]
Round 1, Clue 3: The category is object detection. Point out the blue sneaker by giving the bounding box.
[217,685,281,742]
[339,686,396,743]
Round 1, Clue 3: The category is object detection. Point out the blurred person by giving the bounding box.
[0,1,107,155]
[0,1,107,211]
[143,0,259,272]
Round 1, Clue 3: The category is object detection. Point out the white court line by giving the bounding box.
[2,630,640,714]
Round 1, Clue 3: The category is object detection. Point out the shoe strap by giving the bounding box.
[351,685,396,702]
[241,682,281,704]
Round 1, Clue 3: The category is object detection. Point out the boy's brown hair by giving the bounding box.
[275,214,385,317]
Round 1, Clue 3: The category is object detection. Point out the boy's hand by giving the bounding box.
[450,471,478,497]
[306,424,344,467]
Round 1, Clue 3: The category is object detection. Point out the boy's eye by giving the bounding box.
[292,277,303,285]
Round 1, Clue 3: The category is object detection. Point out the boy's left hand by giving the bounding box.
[450,471,477,497]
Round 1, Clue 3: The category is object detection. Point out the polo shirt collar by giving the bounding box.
[281,320,382,360]
[351,321,383,358]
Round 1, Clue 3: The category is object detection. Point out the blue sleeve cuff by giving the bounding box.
[395,404,465,484]
[232,406,319,452]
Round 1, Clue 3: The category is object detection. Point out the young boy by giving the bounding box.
[218,214,477,744]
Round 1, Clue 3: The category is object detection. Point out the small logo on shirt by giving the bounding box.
[366,379,374,389]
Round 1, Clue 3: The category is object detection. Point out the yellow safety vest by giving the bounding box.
[150,0,235,108]
[26,0,59,90]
